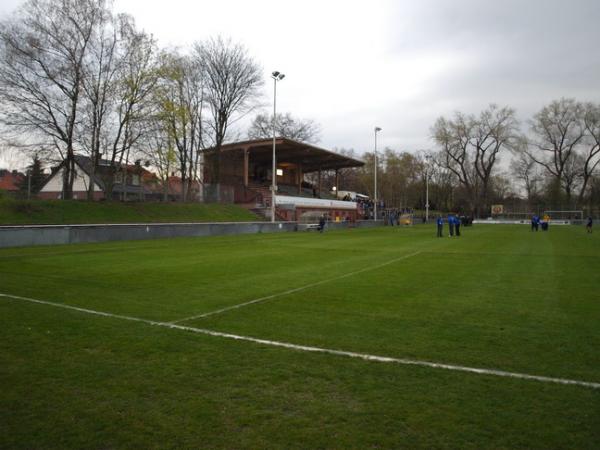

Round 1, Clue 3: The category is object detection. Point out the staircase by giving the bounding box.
[248,184,273,207]
[240,184,291,221]
[250,205,272,220]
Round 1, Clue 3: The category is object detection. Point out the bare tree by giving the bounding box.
[332,147,362,193]
[432,113,478,212]
[490,173,514,202]
[138,117,176,201]
[154,51,203,201]
[430,151,456,212]
[79,8,119,199]
[194,37,263,186]
[432,105,519,216]
[528,98,586,203]
[0,0,107,198]
[472,105,519,212]
[247,112,321,143]
[103,19,157,200]
[578,102,600,205]
[510,146,543,207]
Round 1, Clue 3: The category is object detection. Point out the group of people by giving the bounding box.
[530,214,593,233]
[357,199,384,220]
[531,214,552,231]
[382,208,413,226]
[436,214,464,237]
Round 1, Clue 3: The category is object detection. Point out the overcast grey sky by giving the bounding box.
[1,0,600,165]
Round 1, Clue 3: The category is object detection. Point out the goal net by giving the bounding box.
[543,210,583,223]
[493,212,534,221]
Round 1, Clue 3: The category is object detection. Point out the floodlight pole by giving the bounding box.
[374,127,382,221]
[27,169,32,200]
[271,71,285,222]
[425,154,432,223]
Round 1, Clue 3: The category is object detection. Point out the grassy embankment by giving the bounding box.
[0,193,259,224]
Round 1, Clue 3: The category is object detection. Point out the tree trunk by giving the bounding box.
[62,152,76,199]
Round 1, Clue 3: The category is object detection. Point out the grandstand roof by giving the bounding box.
[204,138,364,172]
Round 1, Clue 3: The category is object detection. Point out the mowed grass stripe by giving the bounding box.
[2,298,599,449]
[2,292,599,390]
[182,226,600,381]
[171,250,423,323]
[0,227,440,321]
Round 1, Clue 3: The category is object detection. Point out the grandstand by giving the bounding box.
[202,138,366,221]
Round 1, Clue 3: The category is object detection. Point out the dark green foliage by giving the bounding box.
[16,156,46,196]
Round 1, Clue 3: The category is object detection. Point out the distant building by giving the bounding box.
[0,169,25,193]
[38,156,196,201]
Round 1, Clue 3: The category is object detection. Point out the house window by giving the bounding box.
[131,174,140,186]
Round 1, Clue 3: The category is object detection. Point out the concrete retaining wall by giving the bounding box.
[472,219,572,225]
[326,220,383,230]
[0,220,384,248]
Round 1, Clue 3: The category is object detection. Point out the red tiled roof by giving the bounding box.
[0,172,24,191]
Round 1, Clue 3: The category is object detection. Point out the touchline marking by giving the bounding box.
[1,292,600,390]
[170,250,423,324]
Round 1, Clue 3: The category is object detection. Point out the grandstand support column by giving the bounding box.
[318,167,322,197]
[243,148,249,187]
[297,164,302,194]
[335,169,339,198]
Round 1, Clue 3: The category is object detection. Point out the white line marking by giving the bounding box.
[171,250,423,323]
[1,292,599,390]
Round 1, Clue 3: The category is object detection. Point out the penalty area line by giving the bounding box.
[1,292,600,390]
[170,250,423,324]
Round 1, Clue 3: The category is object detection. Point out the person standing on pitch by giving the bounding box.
[455,214,461,237]
[319,214,326,233]
[586,216,593,233]
[436,215,443,237]
[531,214,539,232]
[447,213,455,237]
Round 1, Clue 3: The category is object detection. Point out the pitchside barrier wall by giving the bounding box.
[473,219,572,225]
[0,220,384,248]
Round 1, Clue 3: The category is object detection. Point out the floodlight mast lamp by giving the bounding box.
[374,127,382,221]
[271,71,285,222]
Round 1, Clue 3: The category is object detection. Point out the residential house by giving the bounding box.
[0,169,25,195]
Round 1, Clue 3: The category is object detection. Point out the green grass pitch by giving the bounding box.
[1,224,599,449]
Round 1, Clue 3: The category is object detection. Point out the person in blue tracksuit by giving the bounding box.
[447,214,455,237]
[454,214,461,237]
[531,215,539,231]
[436,216,443,237]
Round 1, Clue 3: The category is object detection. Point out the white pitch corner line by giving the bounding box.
[1,292,599,390]
[170,250,423,324]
